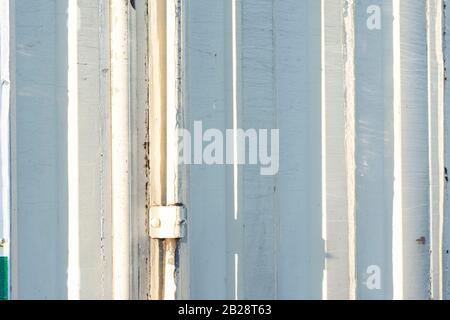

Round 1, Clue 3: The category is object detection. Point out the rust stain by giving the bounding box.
[416,236,426,245]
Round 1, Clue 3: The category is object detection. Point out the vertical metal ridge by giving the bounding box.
[110,0,130,300]
[427,0,446,300]
[442,0,450,300]
[393,0,430,300]
[231,0,243,300]
[232,0,239,224]
[149,0,166,300]
[392,0,404,300]
[343,0,357,300]
[435,0,446,300]
[320,0,328,300]
[67,0,80,300]
[133,0,151,300]
[163,0,181,301]
[321,0,352,299]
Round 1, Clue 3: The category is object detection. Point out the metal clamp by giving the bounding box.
[149,205,187,239]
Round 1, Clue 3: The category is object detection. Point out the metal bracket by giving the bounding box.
[149,205,187,239]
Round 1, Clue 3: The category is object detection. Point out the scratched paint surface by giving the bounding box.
[14,0,69,299]
[6,0,450,300]
[183,0,449,300]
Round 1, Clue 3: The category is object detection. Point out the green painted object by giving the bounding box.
[0,256,8,300]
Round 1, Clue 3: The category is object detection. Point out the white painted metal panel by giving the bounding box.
[321,0,354,300]
[13,0,69,299]
[427,0,445,300]
[69,0,113,300]
[0,0,12,301]
[7,0,450,300]
[182,0,234,299]
[354,0,394,299]
[181,0,449,300]
[13,0,118,300]
[273,0,322,300]
[239,0,278,299]
[393,0,430,299]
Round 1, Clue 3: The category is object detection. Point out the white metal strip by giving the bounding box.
[166,0,179,207]
[354,0,394,299]
[427,0,445,300]
[110,0,130,300]
[273,0,322,299]
[393,0,430,300]
[182,0,234,299]
[67,0,80,300]
[239,0,277,299]
[343,0,357,300]
[0,0,11,301]
[392,0,404,300]
[321,0,352,299]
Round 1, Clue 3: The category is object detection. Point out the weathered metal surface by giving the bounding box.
[4,0,450,300]
[182,0,449,300]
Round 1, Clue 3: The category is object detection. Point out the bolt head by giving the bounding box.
[151,218,161,228]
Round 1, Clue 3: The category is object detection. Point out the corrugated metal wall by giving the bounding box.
[4,0,450,300]
[181,0,450,300]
